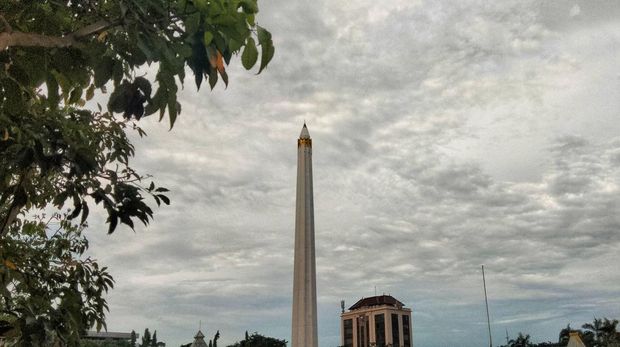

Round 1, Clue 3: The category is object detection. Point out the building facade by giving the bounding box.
[341,295,412,347]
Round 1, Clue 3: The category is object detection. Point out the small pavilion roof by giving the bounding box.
[191,330,208,347]
[567,332,586,347]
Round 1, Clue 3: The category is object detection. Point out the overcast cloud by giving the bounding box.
[84,1,620,346]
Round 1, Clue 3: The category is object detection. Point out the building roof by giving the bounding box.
[83,331,133,340]
[349,295,405,310]
[299,123,310,139]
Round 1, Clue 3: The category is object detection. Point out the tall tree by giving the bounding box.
[508,333,533,347]
[151,330,158,347]
[583,318,620,347]
[214,330,220,347]
[0,0,273,344]
[141,328,151,347]
[584,318,606,346]
[600,318,620,347]
[0,0,273,236]
[0,217,112,346]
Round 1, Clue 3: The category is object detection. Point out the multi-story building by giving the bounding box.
[340,295,412,347]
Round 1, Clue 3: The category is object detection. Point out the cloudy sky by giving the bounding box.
[85,1,619,346]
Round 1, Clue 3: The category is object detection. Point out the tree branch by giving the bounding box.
[0,14,12,33]
[0,31,77,51]
[0,19,117,51]
[72,19,116,39]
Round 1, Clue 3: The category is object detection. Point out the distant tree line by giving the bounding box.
[78,328,287,347]
[225,331,287,347]
[499,317,620,347]
[177,330,285,347]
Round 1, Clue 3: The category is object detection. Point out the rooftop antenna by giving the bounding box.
[340,300,345,314]
[482,265,493,347]
[199,320,202,331]
[374,286,377,296]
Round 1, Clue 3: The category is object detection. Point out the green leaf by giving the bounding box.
[51,70,70,95]
[46,74,60,107]
[185,12,201,35]
[168,98,178,129]
[241,37,258,70]
[234,16,251,38]
[247,13,255,26]
[94,57,114,88]
[112,60,124,85]
[211,32,227,53]
[206,0,222,15]
[212,14,236,25]
[219,67,228,87]
[203,31,214,46]
[107,214,118,234]
[194,0,208,11]
[257,25,272,45]
[256,25,274,74]
[228,38,243,52]
[258,40,275,74]
[208,67,218,89]
[16,52,46,85]
[68,195,82,220]
[133,77,152,99]
[8,64,29,86]
[85,84,95,101]
[107,82,130,113]
[178,43,193,58]
[158,195,170,205]
[239,0,259,13]
[120,215,134,230]
[80,200,89,226]
[68,88,82,105]
[137,37,155,64]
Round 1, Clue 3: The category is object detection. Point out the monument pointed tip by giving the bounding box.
[299,123,310,139]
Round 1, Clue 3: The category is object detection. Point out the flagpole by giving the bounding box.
[482,265,493,347]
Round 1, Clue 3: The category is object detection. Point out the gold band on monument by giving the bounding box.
[298,138,312,147]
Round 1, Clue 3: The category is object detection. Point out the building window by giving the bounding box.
[375,314,385,347]
[402,315,411,347]
[391,314,400,347]
[344,319,353,347]
[357,316,369,347]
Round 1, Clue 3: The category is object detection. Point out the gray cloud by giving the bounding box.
[78,1,620,346]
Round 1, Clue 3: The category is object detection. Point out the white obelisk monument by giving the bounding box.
[291,123,318,347]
